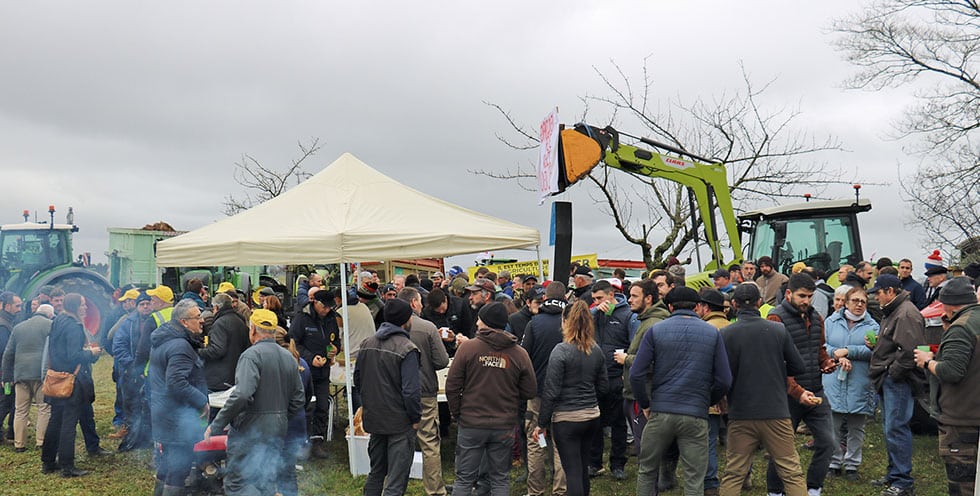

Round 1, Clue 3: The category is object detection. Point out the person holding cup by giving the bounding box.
[822,286,879,481]
[913,276,980,496]
[868,273,926,496]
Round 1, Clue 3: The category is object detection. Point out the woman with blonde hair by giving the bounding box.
[533,301,608,496]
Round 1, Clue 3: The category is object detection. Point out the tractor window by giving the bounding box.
[750,216,858,275]
[0,230,70,270]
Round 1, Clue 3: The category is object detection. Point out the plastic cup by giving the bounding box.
[440,328,449,339]
[605,303,616,316]
[865,330,877,346]
[916,345,931,352]
[615,349,625,355]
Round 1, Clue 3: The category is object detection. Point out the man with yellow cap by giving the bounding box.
[205,309,305,496]
[104,288,140,438]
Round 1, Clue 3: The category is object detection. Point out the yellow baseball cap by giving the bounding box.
[118,288,140,302]
[146,285,174,304]
[217,282,236,294]
[250,309,278,331]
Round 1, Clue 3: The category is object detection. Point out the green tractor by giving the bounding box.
[0,207,114,334]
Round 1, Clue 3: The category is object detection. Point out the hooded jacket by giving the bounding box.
[623,300,670,401]
[198,307,250,392]
[354,322,421,435]
[521,298,567,395]
[446,327,536,429]
[592,294,636,378]
[148,320,208,445]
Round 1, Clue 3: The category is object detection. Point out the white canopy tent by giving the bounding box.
[156,152,542,474]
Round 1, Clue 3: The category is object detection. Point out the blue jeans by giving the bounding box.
[881,375,914,488]
[705,414,721,490]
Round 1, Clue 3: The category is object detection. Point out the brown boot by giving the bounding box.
[311,439,329,459]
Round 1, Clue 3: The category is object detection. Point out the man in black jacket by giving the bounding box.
[520,282,568,496]
[198,294,249,403]
[720,283,808,496]
[355,299,421,496]
[287,289,341,459]
[507,285,544,343]
[206,309,305,496]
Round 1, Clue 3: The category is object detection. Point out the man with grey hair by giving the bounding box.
[199,293,250,399]
[2,303,54,451]
[149,299,209,495]
[206,309,305,496]
[399,287,451,496]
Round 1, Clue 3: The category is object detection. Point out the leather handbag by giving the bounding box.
[41,365,81,399]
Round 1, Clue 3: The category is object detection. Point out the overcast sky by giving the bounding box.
[0,1,932,275]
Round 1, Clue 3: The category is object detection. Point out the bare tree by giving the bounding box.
[478,62,851,269]
[834,0,980,258]
[222,138,322,215]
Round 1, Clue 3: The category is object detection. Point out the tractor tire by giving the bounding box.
[56,275,114,339]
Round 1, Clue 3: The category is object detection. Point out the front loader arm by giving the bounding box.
[559,124,742,269]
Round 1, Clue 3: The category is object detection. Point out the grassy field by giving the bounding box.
[0,358,952,495]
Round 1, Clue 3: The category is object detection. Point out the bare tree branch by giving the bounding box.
[223,138,322,215]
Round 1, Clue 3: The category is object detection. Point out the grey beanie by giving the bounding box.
[938,276,978,306]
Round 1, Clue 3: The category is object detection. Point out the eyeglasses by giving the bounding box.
[848,298,868,305]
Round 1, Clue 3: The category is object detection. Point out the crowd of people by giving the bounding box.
[0,254,977,496]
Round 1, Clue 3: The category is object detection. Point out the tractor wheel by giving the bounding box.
[56,276,113,339]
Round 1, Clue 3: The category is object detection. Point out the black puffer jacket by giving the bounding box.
[199,307,250,392]
[768,299,832,397]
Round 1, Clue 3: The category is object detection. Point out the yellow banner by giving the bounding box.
[466,253,598,281]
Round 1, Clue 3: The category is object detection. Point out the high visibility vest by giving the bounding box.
[144,307,174,375]
[152,307,174,328]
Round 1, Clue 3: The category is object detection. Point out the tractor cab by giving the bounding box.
[0,223,77,293]
[740,198,872,279]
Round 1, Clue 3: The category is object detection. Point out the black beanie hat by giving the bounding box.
[383,299,413,326]
[478,302,509,330]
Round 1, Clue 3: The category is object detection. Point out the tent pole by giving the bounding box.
[341,262,355,472]
[536,244,545,281]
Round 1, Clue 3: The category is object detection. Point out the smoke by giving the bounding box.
[222,418,291,494]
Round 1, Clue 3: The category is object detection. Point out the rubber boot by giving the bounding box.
[161,485,185,496]
[153,479,165,496]
[658,457,678,492]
